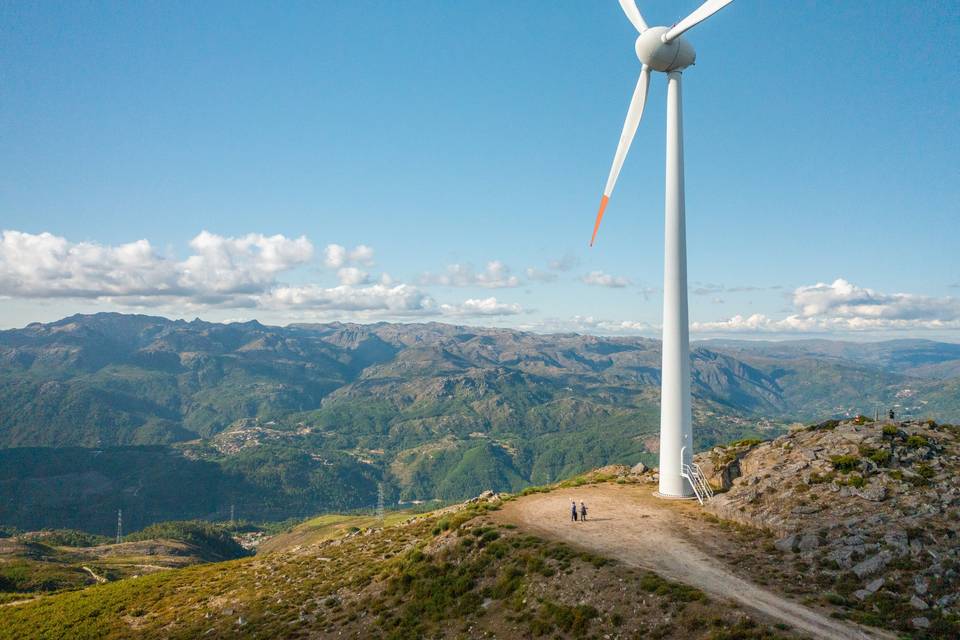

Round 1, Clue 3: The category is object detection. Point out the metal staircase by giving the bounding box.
[681,461,714,505]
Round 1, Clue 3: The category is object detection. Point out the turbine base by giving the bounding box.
[653,491,697,501]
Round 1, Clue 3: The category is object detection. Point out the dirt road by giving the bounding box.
[496,484,895,640]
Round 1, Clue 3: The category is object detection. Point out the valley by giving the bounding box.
[1,313,958,534]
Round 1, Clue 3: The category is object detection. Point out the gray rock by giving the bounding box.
[914,576,929,595]
[912,617,930,629]
[865,578,885,593]
[853,552,891,578]
[910,595,929,610]
[792,504,823,515]
[797,533,820,551]
[883,530,909,554]
[852,589,871,601]
[630,462,648,475]
[854,483,887,502]
[775,534,798,553]
[827,547,855,569]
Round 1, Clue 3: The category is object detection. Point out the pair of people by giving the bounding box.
[570,500,587,522]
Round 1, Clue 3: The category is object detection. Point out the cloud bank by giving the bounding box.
[3,231,952,336]
[693,279,960,334]
[581,270,632,288]
[420,261,520,288]
[0,230,526,320]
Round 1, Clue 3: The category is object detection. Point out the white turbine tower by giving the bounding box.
[590,0,736,499]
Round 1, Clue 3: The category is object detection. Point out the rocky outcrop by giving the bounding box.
[702,418,960,633]
[694,438,764,490]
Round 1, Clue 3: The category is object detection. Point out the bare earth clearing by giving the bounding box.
[496,484,896,640]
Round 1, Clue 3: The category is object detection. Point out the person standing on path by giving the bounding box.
[570,500,578,522]
[580,501,587,522]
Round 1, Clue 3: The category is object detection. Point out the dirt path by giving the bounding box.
[81,565,108,584]
[496,484,895,640]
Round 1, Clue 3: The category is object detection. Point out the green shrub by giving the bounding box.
[882,425,898,437]
[809,471,835,484]
[639,572,706,602]
[906,435,929,448]
[19,529,111,548]
[845,474,866,488]
[830,455,860,473]
[534,600,599,635]
[808,419,840,432]
[915,464,936,479]
[858,445,891,466]
[728,438,763,448]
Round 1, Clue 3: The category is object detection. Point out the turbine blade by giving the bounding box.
[618,0,648,33]
[591,65,651,247]
[663,0,734,42]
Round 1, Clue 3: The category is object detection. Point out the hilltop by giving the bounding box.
[2,417,958,639]
[0,490,805,640]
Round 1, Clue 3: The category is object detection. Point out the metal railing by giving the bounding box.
[681,461,714,505]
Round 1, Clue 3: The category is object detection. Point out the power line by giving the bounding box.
[376,483,385,523]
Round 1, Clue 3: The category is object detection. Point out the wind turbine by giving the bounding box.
[589,0,735,499]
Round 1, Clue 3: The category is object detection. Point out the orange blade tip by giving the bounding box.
[590,195,610,247]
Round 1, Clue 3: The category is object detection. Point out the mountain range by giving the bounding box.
[0,313,957,534]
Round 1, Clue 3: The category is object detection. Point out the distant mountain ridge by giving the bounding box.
[0,313,957,533]
[1,313,956,448]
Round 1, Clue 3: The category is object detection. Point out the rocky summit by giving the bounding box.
[701,418,960,635]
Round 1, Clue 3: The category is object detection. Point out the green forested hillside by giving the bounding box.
[0,313,957,533]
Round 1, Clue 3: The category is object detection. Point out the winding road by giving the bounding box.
[495,484,895,640]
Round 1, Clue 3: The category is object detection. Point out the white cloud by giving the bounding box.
[0,229,310,305]
[349,244,375,266]
[0,230,178,298]
[525,267,558,283]
[548,252,579,272]
[336,267,370,286]
[324,244,348,268]
[178,231,313,295]
[523,252,578,284]
[421,261,520,288]
[581,270,632,288]
[324,243,375,269]
[692,283,781,296]
[264,283,434,314]
[0,230,530,320]
[792,278,958,321]
[440,297,524,317]
[521,315,657,335]
[693,279,960,334]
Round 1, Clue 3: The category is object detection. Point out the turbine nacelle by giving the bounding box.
[635,27,695,72]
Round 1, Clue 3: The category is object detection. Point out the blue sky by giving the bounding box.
[1,1,958,338]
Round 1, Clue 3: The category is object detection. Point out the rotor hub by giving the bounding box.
[635,26,696,72]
